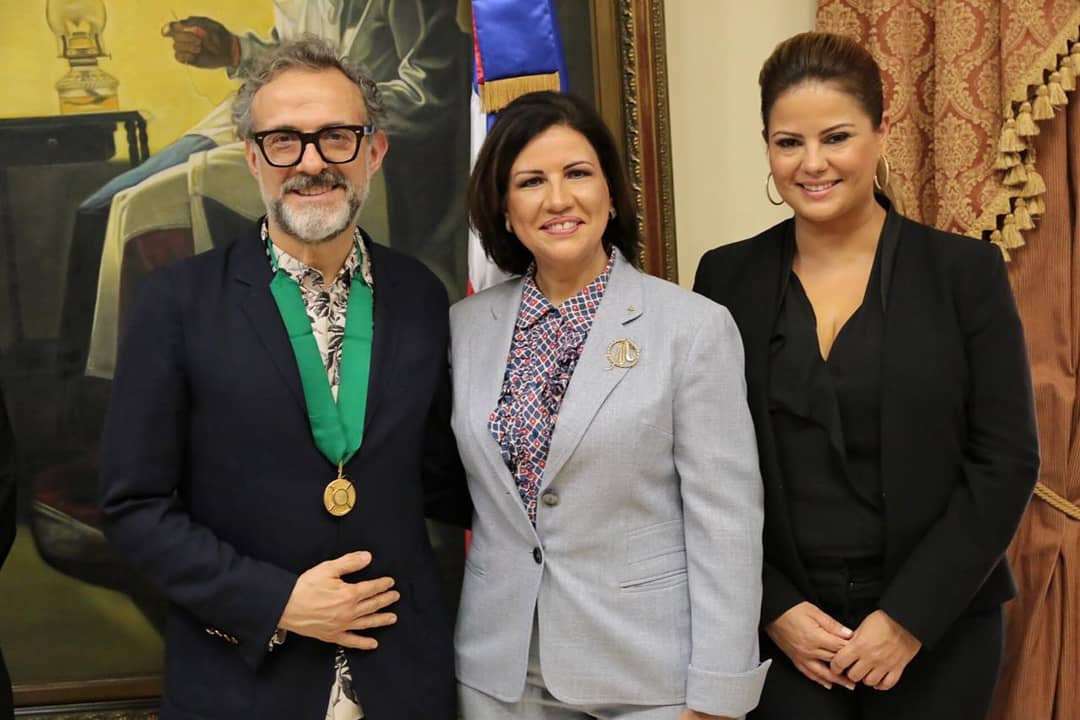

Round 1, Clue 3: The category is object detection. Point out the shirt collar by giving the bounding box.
[261,219,374,291]
[516,249,616,331]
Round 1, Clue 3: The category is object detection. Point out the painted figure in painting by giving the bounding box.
[70,0,469,384]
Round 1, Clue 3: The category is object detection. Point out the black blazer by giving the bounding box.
[693,208,1039,649]
[100,222,469,720]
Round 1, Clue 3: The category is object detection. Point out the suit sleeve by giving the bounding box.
[877,244,1039,648]
[99,270,296,670]
[676,304,770,717]
[691,252,714,297]
[232,26,282,76]
[421,300,470,528]
[693,251,808,630]
[761,561,807,626]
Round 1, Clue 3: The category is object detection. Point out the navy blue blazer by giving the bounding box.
[694,208,1040,649]
[100,221,468,720]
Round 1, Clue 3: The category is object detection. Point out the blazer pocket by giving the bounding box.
[620,519,687,592]
[619,562,687,592]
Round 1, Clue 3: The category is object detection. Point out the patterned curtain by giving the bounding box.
[992,91,1080,720]
[817,1,1079,252]
[816,3,1080,719]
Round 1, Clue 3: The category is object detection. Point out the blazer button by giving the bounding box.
[541,492,559,507]
[533,547,543,564]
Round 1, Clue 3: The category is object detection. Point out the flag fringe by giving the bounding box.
[479,72,561,113]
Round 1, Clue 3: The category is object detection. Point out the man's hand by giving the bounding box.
[678,709,735,720]
[278,551,399,650]
[162,16,238,69]
[766,601,856,690]
[830,610,921,691]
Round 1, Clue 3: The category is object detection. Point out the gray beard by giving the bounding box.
[269,170,369,245]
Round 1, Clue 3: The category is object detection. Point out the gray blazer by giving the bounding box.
[450,252,770,717]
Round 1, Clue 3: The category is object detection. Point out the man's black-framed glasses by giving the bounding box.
[250,124,375,167]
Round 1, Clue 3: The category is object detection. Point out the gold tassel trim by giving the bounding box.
[956,14,1080,261]
[1001,214,1025,249]
[995,151,1021,170]
[1048,71,1069,107]
[478,72,561,114]
[1034,482,1080,520]
[1033,85,1056,119]
[1021,162,1046,197]
[1016,101,1039,136]
[990,230,1011,261]
[1013,199,1035,230]
[1060,53,1077,91]
[998,117,1027,152]
[1027,195,1046,216]
[1003,162,1028,186]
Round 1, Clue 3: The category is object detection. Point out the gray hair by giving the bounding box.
[231,35,386,139]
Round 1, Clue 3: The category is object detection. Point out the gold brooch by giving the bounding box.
[606,338,640,369]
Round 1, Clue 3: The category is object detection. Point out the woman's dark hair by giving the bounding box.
[759,32,884,132]
[467,91,640,276]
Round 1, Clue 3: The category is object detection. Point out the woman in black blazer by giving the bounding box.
[694,32,1039,719]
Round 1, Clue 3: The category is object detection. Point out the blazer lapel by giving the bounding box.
[737,228,785,446]
[470,280,528,504]
[541,254,642,489]
[738,227,811,589]
[234,227,400,429]
[363,242,402,432]
[234,225,305,411]
[878,216,920,570]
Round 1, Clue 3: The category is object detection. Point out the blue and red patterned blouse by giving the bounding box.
[488,251,615,524]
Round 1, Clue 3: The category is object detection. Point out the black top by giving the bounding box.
[768,217,899,559]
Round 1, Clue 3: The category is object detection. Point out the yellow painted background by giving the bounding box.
[0,1,274,153]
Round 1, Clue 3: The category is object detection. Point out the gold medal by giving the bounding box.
[323,463,356,517]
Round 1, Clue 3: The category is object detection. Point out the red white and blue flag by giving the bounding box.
[466,0,569,295]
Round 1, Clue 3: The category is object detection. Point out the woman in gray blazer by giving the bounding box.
[451,91,769,720]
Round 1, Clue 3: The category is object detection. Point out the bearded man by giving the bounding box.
[99,37,468,720]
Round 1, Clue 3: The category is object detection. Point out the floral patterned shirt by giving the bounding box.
[263,222,372,719]
[264,223,373,394]
[488,251,615,525]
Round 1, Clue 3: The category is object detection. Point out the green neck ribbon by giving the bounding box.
[267,239,373,467]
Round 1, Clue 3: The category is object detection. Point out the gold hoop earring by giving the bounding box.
[765,173,784,206]
[875,155,891,192]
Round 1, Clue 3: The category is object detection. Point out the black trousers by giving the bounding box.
[752,560,1003,720]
